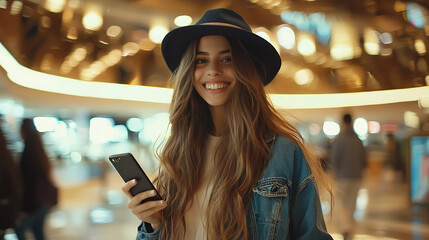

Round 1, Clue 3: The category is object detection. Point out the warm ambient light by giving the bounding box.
[149,25,168,44]
[174,15,192,27]
[83,6,103,31]
[0,43,429,109]
[0,43,172,104]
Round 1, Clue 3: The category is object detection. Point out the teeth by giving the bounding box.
[205,83,228,90]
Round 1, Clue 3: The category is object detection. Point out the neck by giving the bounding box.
[209,106,227,136]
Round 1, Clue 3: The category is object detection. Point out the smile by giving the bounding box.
[204,82,229,90]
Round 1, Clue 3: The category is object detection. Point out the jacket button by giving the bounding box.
[272,185,278,192]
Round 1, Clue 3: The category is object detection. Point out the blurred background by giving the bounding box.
[0,0,429,239]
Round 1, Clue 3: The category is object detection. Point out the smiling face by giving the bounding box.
[193,35,237,110]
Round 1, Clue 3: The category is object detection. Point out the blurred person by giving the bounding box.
[0,124,21,240]
[384,133,404,181]
[122,8,333,240]
[329,113,367,240]
[14,118,58,240]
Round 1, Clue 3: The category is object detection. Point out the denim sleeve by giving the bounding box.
[289,177,333,240]
[136,221,161,240]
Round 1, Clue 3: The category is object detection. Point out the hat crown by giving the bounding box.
[195,8,252,32]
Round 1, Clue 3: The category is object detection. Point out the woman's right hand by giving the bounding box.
[122,179,167,230]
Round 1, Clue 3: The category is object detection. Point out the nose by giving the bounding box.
[207,61,221,76]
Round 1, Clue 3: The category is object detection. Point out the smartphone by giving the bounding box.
[108,153,163,203]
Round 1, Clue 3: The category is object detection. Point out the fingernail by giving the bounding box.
[132,179,136,184]
[151,190,155,195]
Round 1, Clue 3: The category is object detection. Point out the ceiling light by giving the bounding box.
[10,1,22,15]
[41,16,51,28]
[44,0,66,13]
[123,42,140,56]
[0,0,6,9]
[66,27,78,40]
[353,118,368,137]
[364,27,380,55]
[149,25,168,44]
[418,97,429,108]
[277,25,295,50]
[394,0,406,12]
[294,69,314,85]
[323,120,340,138]
[107,25,122,38]
[330,20,358,60]
[83,6,103,31]
[404,111,420,128]
[2,43,429,109]
[297,33,315,56]
[380,32,393,44]
[414,39,427,55]
[174,15,192,27]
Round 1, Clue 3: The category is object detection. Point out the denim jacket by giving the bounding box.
[136,134,333,240]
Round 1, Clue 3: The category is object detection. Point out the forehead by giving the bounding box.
[197,35,230,52]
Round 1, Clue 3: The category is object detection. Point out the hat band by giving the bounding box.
[200,22,249,31]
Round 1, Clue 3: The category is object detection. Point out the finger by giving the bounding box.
[131,197,166,213]
[135,201,167,220]
[128,190,159,208]
[122,179,137,199]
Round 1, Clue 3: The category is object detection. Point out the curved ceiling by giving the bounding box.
[0,0,428,93]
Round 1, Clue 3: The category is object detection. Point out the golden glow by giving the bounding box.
[44,0,66,13]
[404,111,420,128]
[419,97,429,108]
[269,87,429,109]
[10,1,22,15]
[174,15,192,27]
[294,69,314,85]
[277,25,295,50]
[330,20,359,60]
[297,33,316,56]
[149,24,168,44]
[83,6,103,31]
[415,39,427,55]
[106,25,122,38]
[1,43,429,109]
[0,0,6,9]
[139,38,156,51]
[394,0,406,12]
[364,27,380,55]
[122,42,140,56]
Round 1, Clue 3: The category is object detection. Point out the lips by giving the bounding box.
[204,82,229,90]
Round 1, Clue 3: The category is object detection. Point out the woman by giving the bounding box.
[15,118,58,240]
[0,124,21,240]
[122,8,333,240]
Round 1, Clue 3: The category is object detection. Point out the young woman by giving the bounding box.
[122,8,333,240]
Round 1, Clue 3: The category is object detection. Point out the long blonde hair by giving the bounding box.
[155,38,331,240]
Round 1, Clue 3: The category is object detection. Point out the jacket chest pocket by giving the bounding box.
[252,178,290,221]
[253,178,289,198]
[251,178,291,239]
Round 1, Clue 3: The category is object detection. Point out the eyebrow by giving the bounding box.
[196,49,231,55]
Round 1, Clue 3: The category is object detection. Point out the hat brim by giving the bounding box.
[161,25,281,85]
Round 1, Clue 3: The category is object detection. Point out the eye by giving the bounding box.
[221,56,232,62]
[195,58,207,64]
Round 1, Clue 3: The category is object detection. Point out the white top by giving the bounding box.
[184,135,220,240]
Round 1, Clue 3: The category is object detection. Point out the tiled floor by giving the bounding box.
[4,167,429,240]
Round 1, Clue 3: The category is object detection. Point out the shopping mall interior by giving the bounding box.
[1,0,429,239]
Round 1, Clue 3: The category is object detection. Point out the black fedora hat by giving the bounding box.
[161,8,281,86]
